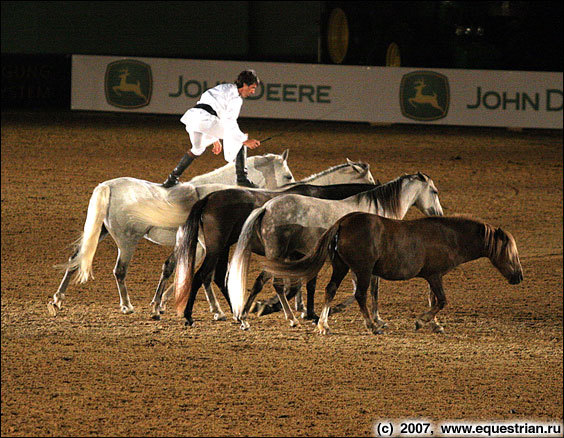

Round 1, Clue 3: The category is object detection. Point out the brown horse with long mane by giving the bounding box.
[262,212,523,335]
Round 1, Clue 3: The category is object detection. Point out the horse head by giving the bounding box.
[411,173,443,217]
[248,150,295,189]
[345,159,376,184]
[489,227,523,284]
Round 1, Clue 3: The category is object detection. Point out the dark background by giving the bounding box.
[2,1,563,109]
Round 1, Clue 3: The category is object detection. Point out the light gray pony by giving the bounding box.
[48,151,294,316]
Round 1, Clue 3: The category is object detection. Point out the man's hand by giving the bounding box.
[243,138,261,149]
[212,140,222,155]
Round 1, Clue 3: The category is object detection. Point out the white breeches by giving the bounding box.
[182,109,247,163]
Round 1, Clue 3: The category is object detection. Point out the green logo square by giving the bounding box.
[105,60,152,109]
[400,71,450,121]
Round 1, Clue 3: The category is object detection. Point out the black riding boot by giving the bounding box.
[235,146,258,188]
[162,153,194,188]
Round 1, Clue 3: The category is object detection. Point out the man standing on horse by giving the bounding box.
[162,69,262,188]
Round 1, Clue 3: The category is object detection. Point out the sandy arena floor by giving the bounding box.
[1,110,562,437]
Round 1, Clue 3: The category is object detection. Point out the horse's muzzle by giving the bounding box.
[509,271,523,284]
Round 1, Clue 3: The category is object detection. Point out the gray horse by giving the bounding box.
[48,151,294,316]
[227,173,444,329]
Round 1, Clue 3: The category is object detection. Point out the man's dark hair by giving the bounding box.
[235,69,260,88]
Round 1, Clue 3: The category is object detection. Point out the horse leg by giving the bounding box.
[249,271,276,315]
[113,249,135,314]
[202,281,226,321]
[294,280,304,313]
[206,249,230,321]
[318,258,349,335]
[183,255,217,326]
[48,227,109,316]
[369,275,387,328]
[303,276,319,322]
[253,275,301,316]
[150,252,176,320]
[415,275,447,333]
[328,273,358,316]
[237,271,273,329]
[159,284,174,313]
[353,273,383,335]
[48,249,79,316]
[272,278,300,327]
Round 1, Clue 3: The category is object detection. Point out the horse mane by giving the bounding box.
[357,173,409,218]
[483,223,501,260]
[299,162,368,183]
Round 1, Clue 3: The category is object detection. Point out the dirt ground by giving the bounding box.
[1,110,562,437]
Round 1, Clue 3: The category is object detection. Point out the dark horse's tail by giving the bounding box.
[174,196,209,317]
[261,219,341,283]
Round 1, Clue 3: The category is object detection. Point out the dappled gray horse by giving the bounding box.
[228,173,444,329]
[48,151,294,316]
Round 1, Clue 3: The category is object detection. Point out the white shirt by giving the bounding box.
[180,83,248,162]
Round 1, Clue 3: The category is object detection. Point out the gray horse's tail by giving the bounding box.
[175,196,208,317]
[227,206,267,319]
[261,220,340,282]
[126,189,192,229]
[60,183,111,283]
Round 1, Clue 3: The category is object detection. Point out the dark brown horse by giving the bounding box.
[262,212,523,335]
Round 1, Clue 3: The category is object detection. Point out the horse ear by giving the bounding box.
[281,149,289,161]
[347,159,365,174]
[494,227,508,242]
[417,171,426,180]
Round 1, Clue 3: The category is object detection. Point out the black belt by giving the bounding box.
[194,103,218,117]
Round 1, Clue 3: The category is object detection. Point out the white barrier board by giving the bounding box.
[72,55,562,129]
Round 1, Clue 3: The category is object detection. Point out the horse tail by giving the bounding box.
[261,220,341,282]
[62,183,111,284]
[227,206,266,319]
[174,196,208,316]
[126,194,191,229]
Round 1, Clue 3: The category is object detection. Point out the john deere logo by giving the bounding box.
[105,60,152,109]
[400,71,449,121]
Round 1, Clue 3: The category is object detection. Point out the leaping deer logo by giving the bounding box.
[112,68,146,100]
[408,78,444,112]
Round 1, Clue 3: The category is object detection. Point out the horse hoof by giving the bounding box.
[184,318,194,327]
[289,319,300,328]
[214,313,227,321]
[372,328,385,335]
[240,321,250,330]
[151,313,161,321]
[121,306,134,315]
[415,320,424,331]
[47,302,58,317]
[432,325,445,334]
[301,312,319,323]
